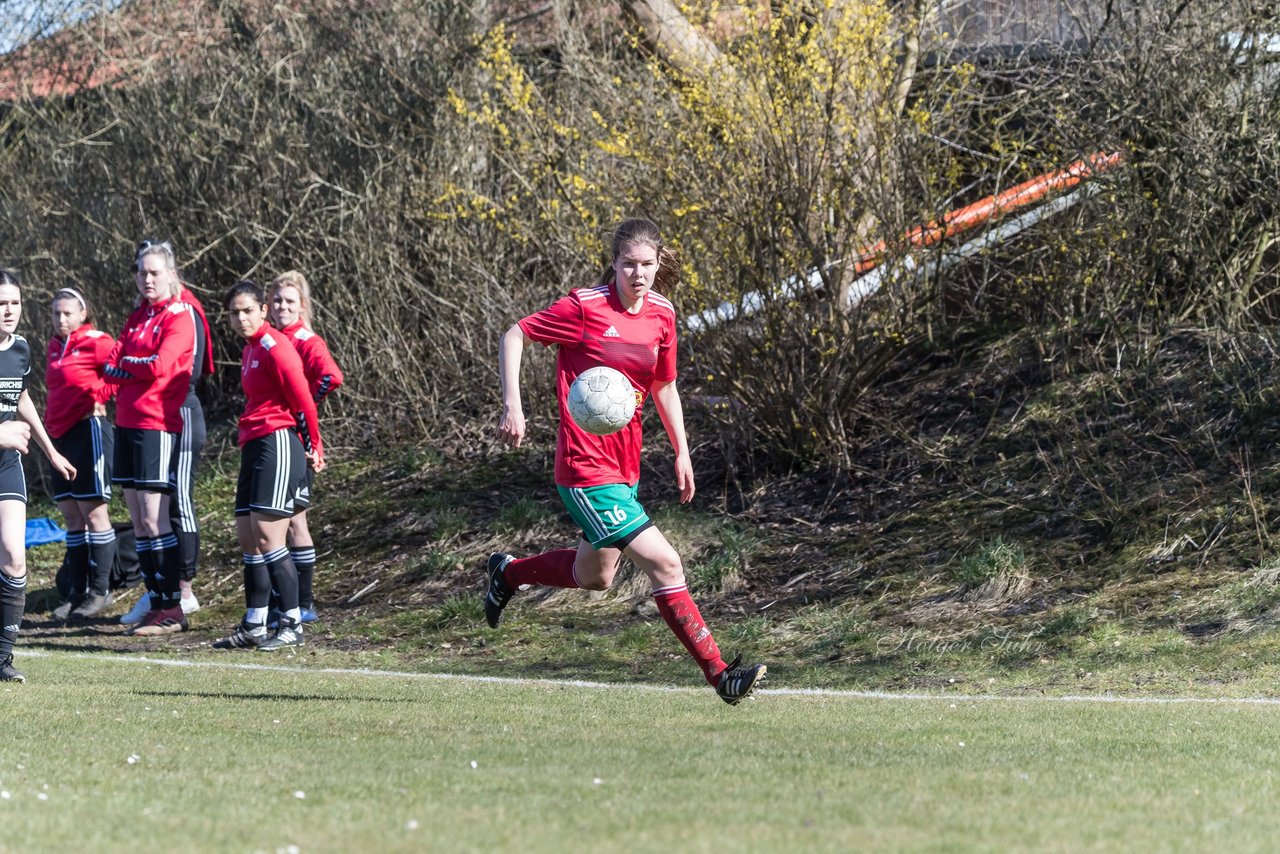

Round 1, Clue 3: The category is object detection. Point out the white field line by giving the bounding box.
[21,648,1280,707]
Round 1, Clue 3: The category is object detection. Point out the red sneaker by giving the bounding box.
[127,606,189,636]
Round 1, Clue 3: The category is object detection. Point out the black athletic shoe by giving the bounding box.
[0,655,25,683]
[258,619,303,651]
[69,592,113,621]
[483,552,515,628]
[212,622,267,650]
[50,598,77,622]
[715,655,767,705]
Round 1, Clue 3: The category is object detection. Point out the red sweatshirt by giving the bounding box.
[103,297,196,433]
[237,324,323,457]
[276,320,343,404]
[45,324,116,439]
[178,285,216,382]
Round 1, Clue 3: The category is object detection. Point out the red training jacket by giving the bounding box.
[178,285,216,380]
[103,296,196,433]
[44,324,116,439]
[276,319,343,404]
[237,323,323,457]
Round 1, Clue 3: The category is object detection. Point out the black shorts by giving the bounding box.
[0,449,25,503]
[235,429,307,518]
[113,427,177,492]
[171,396,206,532]
[297,466,314,511]
[51,416,113,502]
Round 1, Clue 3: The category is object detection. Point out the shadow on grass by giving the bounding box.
[132,689,418,703]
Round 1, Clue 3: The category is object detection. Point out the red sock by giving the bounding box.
[654,584,726,686]
[504,549,581,589]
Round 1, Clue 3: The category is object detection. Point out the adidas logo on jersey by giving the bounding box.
[603,326,620,338]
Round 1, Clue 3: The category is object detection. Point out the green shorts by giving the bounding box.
[558,482,652,549]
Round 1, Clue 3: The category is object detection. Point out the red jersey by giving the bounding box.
[518,283,678,488]
[237,324,323,455]
[178,285,216,382]
[276,320,344,403]
[103,297,196,432]
[45,324,116,438]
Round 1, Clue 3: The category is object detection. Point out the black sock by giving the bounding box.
[0,572,26,661]
[153,533,181,608]
[242,554,270,610]
[176,528,200,582]
[264,546,299,614]
[291,547,317,610]
[65,532,89,599]
[87,529,117,597]
[136,536,159,609]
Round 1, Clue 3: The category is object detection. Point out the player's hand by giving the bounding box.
[498,405,526,449]
[92,402,107,417]
[307,449,326,473]
[0,422,29,453]
[51,450,76,481]
[674,451,695,504]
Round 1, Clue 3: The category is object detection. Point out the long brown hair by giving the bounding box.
[596,218,681,295]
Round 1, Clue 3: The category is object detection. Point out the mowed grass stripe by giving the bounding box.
[6,654,1280,852]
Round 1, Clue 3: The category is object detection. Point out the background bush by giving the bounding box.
[0,0,1277,475]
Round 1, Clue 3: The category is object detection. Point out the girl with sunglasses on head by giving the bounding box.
[0,270,77,681]
[45,286,118,623]
[267,270,343,624]
[105,239,197,637]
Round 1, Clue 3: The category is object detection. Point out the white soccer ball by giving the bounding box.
[567,366,637,436]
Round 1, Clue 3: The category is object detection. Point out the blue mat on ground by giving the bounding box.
[25,517,66,547]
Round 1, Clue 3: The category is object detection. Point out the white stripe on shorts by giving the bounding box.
[567,487,609,543]
[90,417,108,498]
[173,405,196,528]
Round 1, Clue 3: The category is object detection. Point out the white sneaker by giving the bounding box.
[180,594,201,615]
[119,592,152,625]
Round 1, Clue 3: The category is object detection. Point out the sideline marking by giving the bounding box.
[21,649,1280,706]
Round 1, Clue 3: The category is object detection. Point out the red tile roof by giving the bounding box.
[0,0,234,101]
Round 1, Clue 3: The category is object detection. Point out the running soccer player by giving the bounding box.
[0,270,77,681]
[44,286,118,622]
[105,240,196,636]
[483,218,767,705]
[214,280,324,652]
[268,270,343,622]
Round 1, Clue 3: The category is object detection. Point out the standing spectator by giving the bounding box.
[171,277,214,616]
[45,286,117,622]
[0,270,76,681]
[268,270,343,622]
[214,280,324,651]
[105,240,196,636]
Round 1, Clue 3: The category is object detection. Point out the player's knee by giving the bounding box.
[651,558,685,588]
[578,572,613,591]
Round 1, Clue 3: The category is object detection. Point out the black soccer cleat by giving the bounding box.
[212,622,267,650]
[483,552,515,628]
[716,655,767,705]
[0,655,25,683]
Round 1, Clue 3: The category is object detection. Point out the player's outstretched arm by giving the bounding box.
[651,378,695,504]
[498,323,532,449]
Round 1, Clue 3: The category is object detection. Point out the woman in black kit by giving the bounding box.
[0,270,76,682]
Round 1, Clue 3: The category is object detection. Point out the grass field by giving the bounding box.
[7,651,1280,852]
